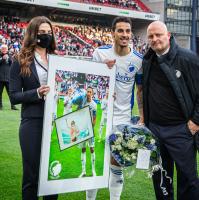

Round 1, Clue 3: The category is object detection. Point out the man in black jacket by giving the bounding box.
[0,44,17,110]
[143,21,199,200]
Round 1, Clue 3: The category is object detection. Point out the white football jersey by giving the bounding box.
[92,45,142,125]
[85,100,97,123]
[63,95,73,115]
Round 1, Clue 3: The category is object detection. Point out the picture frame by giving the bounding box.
[38,55,116,196]
[55,106,94,150]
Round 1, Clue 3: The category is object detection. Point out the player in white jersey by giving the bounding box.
[63,87,73,115]
[86,17,143,200]
[52,83,59,121]
[99,89,109,142]
[78,87,97,178]
[68,86,97,178]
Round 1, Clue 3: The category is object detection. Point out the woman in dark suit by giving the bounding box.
[9,16,58,200]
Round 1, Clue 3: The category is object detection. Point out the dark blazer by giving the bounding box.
[0,53,12,82]
[9,60,44,118]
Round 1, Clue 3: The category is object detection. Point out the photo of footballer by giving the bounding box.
[50,69,109,179]
[55,106,94,150]
[38,56,115,195]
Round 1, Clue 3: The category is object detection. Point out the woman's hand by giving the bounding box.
[37,85,50,98]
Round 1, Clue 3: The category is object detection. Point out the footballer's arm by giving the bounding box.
[136,84,144,124]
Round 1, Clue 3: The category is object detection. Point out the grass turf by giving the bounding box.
[48,99,106,179]
[0,89,156,200]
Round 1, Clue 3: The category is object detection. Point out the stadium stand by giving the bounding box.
[0,16,148,57]
[0,16,25,55]
[69,0,151,12]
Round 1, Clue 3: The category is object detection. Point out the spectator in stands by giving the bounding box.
[82,0,147,12]
[87,16,143,200]
[9,16,58,200]
[0,16,24,56]
[0,44,18,110]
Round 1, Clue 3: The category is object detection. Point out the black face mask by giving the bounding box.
[37,34,53,49]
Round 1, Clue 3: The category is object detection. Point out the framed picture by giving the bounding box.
[55,106,94,150]
[38,55,115,196]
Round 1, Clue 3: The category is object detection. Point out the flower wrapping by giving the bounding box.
[109,123,160,169]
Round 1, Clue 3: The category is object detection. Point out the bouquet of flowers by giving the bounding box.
[109,118,172,193]
[109,122,160,176]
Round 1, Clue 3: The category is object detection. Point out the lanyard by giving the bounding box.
[34,56,48,72]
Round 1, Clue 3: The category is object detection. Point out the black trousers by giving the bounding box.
[0,81,12,107]
[19,118,58,200]
[149,123,199,200]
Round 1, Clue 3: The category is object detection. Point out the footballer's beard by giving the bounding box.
[118,37,130,48]
[119,43,129,48]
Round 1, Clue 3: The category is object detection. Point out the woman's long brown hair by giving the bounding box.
[17,16,56,76]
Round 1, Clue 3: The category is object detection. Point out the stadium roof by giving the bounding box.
[5,0,160,21]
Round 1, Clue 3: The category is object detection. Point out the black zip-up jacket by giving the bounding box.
[143,36,199,126]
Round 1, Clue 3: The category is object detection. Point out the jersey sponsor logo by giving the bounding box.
[116,72,134,83]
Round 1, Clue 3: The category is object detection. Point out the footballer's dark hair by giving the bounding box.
[87,86,94,95]
[112,17,132,31]
[87,86,93,91]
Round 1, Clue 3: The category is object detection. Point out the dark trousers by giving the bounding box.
[149,122,199,200]
[20,118,58,200]
[0,81,13,107]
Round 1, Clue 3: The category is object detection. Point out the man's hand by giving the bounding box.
[105,59,116,69]
[187,120,199,135]
[137,116,144,125]
[38,85,50,97]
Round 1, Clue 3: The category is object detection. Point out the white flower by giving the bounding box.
[127,138,138,150]
[111,145,116,151]
[117,137,122,143]
[131,153,137,160]
[123,153,131,161]
[150,139,156,144]
[122,140,128,147]
[115,144,122,151]
[133,135,139,140]
[114,135,123,146]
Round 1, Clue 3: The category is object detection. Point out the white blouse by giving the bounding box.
[34,52,48,86]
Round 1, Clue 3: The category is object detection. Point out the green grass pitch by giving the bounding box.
[48,99,106,179]
[0,89,174,200]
